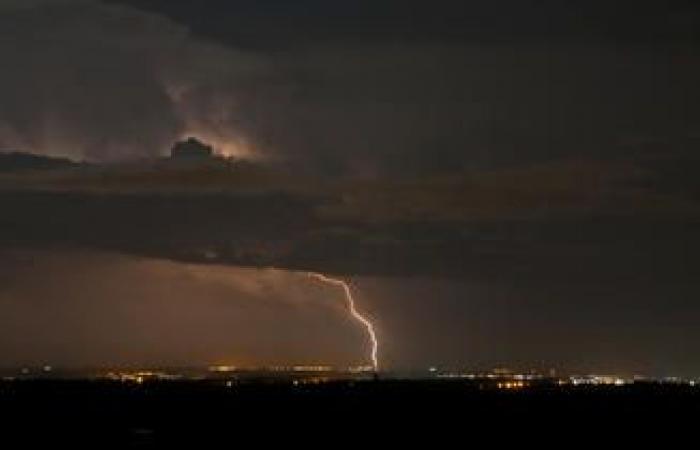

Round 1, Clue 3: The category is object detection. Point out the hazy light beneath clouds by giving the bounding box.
[0,250,368,368]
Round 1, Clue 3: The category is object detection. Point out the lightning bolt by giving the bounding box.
[307,272,379,372]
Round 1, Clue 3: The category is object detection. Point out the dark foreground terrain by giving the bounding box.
[1,379,698,446]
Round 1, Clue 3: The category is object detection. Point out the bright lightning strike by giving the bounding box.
[307,272,379,372]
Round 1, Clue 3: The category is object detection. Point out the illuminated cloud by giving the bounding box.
[0,0,269,161]
[3,0,699,174]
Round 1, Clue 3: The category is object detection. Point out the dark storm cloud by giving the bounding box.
[98,0,700,175]
[0,1,178,159]
[2,0,700,174]
[2,0,700,373]
[0,0,272,161]
[111,0,700,47]
[0,156,697,283]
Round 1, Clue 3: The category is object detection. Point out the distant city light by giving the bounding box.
[3,364,698,389]
[209,365,237,373]
[292,366,333,372]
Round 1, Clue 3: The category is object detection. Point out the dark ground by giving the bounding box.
[1,379,697,446]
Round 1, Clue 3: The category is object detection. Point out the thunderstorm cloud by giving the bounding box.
[1,0,700,373]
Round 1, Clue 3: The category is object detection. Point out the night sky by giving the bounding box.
[0,0,699,375]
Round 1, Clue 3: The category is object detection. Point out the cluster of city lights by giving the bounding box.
[567,376,628,386]
[209,365,373,373]
[104,371,182,383]
[208,365,237,373]
[3,365,700,388]
[292,377,331,386]
[427,367,700,388]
